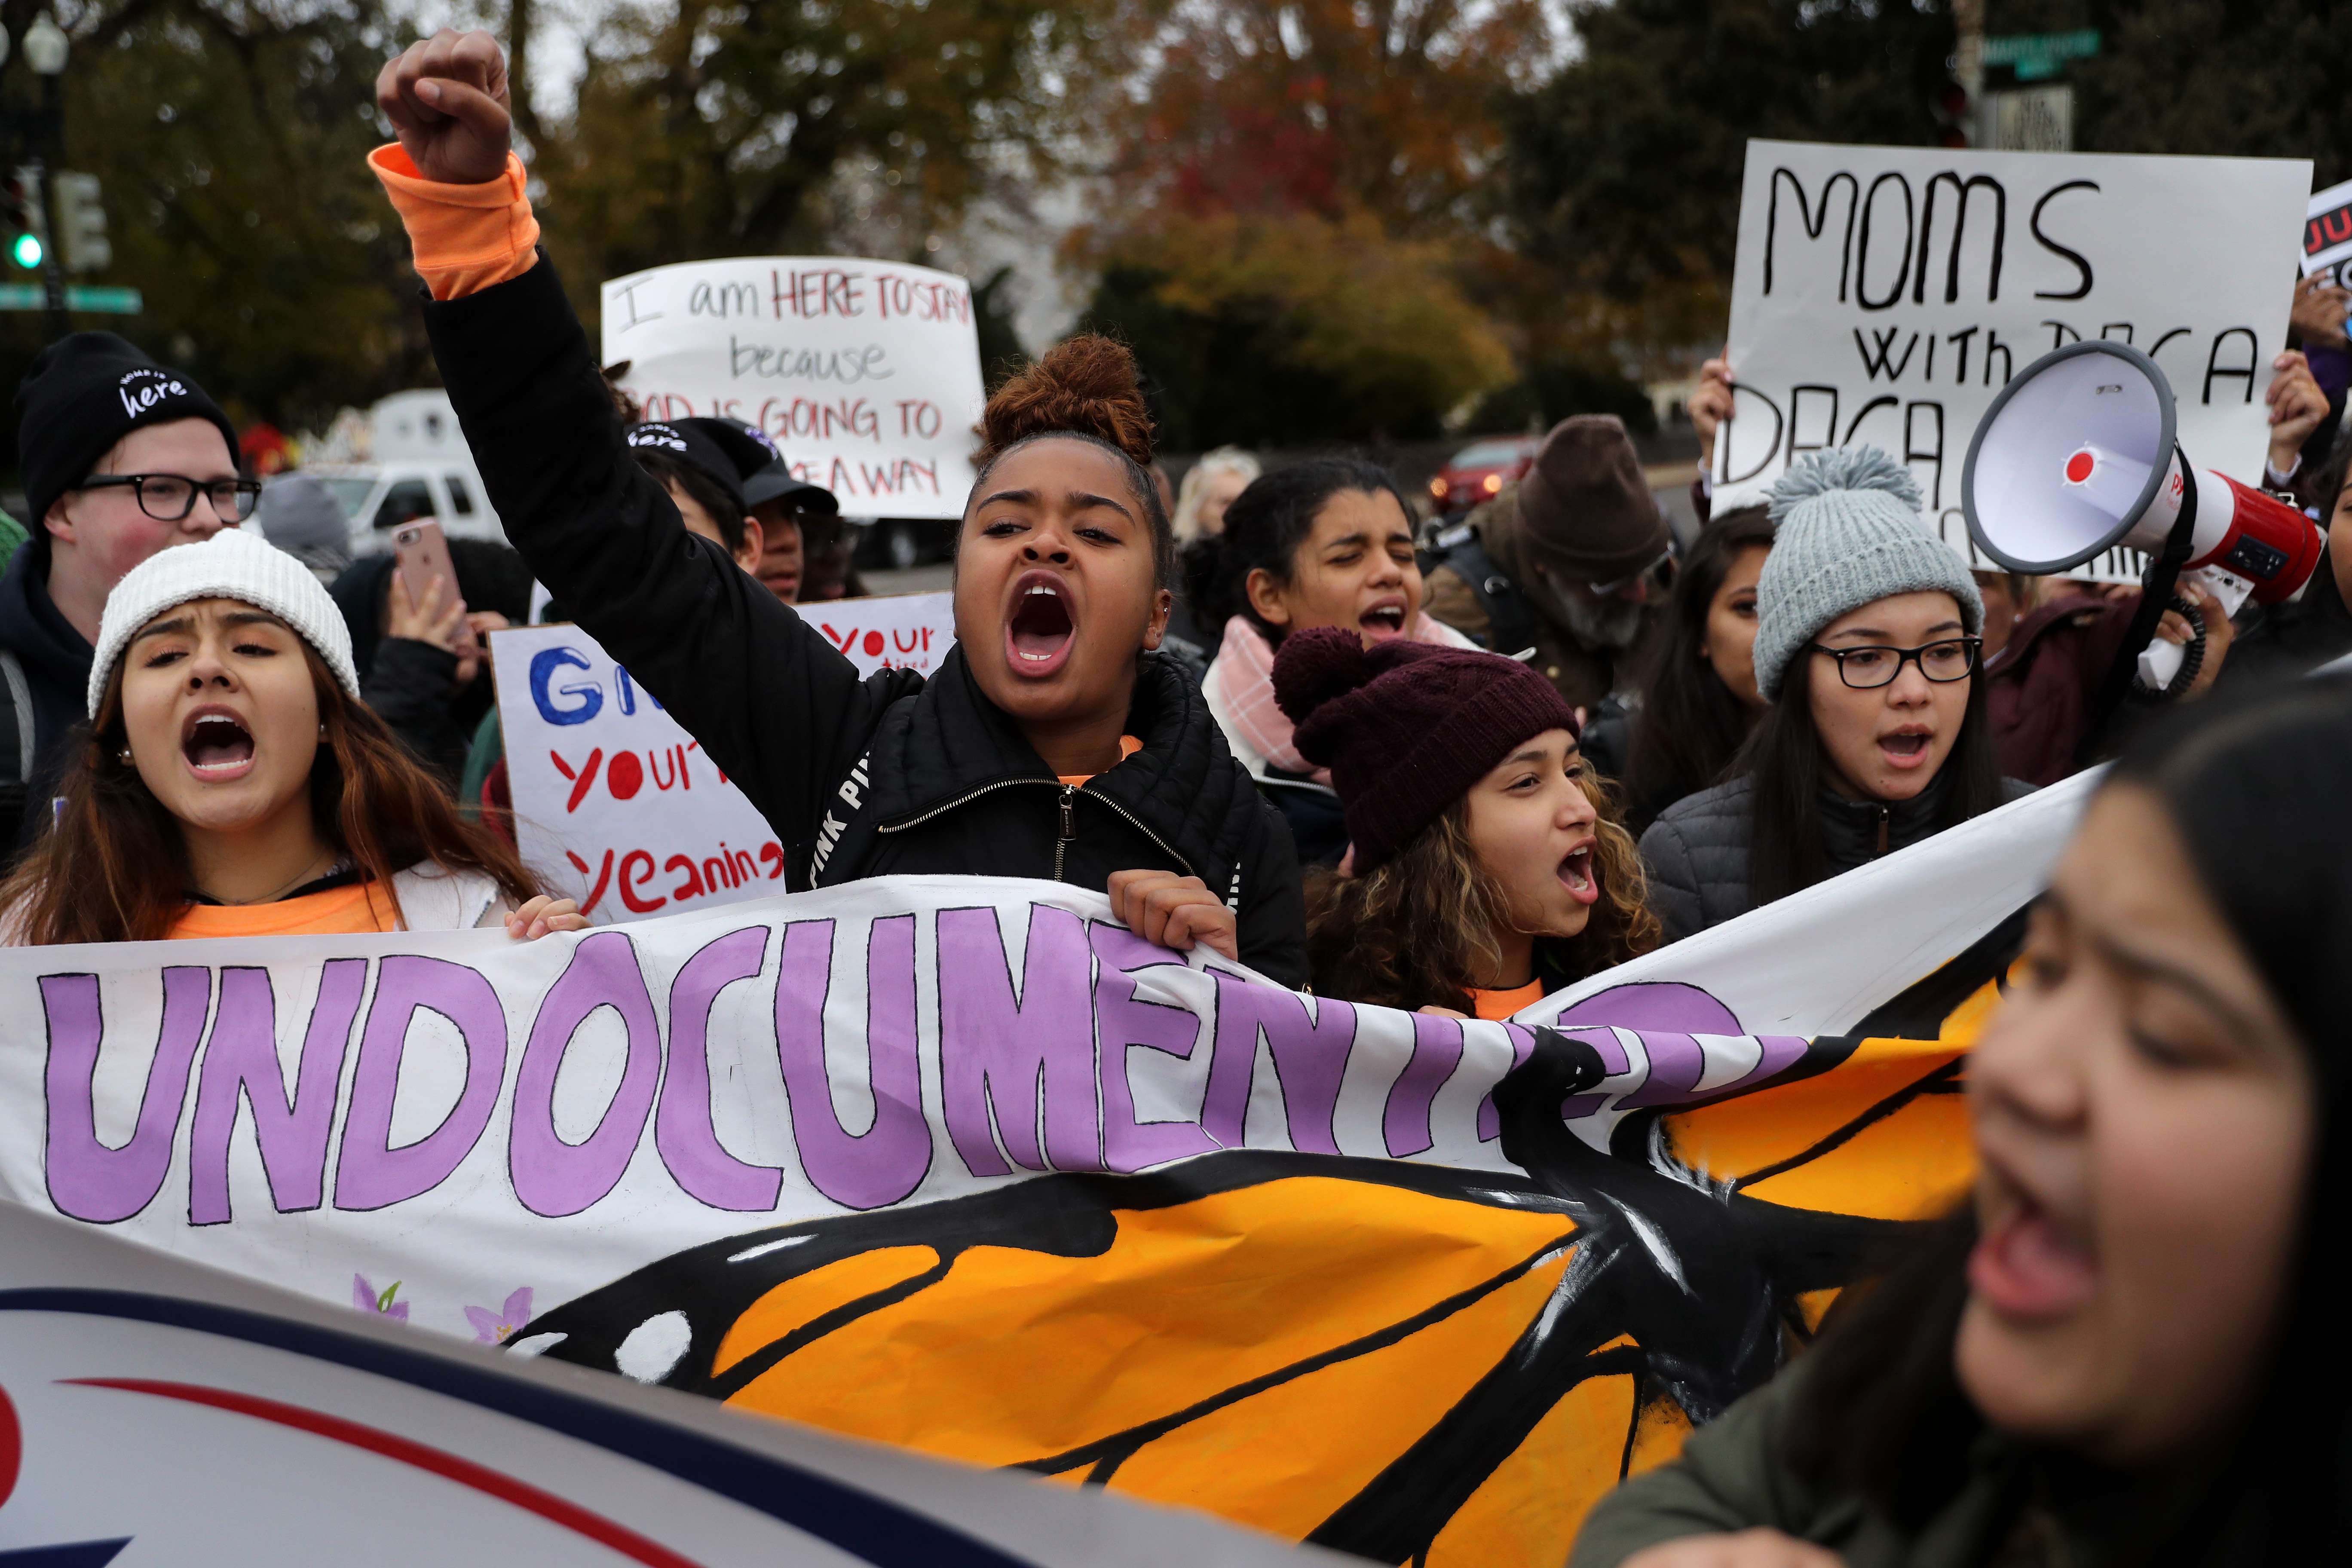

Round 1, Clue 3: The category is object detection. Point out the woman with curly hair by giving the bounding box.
[1274,627,1656,1018]
[364,30,1305,981]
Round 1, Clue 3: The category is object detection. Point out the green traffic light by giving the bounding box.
[10,233,41,270]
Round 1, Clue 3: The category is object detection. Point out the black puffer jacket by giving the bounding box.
[0,542,94,851]
[1638,773,2033,943]
[421,257,1305,985]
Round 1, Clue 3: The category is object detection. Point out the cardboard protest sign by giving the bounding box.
[1721,140,2309,581]
[0,775,2090,1563]
[601,259,985,519]
[2303,176,2352,287]
[491,598,955,924]
[0,1204,1341,1566]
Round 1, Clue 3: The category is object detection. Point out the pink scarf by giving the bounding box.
[1205,612,1472,779]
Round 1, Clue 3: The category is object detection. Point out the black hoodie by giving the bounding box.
[0,542,95,850]
[420,257,1307,985]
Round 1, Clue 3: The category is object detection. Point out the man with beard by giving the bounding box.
[1422,414,1673,731]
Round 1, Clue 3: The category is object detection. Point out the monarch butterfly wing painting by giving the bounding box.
[520,907,2023,1568]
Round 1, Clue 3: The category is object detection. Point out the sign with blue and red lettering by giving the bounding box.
[491,601,953,923]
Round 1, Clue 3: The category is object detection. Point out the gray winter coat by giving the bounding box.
[1638,773,2033,943]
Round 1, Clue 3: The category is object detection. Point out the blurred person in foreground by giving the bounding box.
[0,332,249,851]
[1574,675,2352,1568]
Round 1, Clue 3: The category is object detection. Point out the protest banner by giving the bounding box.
[492,598,956,925]
[0,775,2091,1564]
[1719,140,2310,581]
[2304,176,2352,288]
[601,259,986,519]
[0,1203,1340,1565]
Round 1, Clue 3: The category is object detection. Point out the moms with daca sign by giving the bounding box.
[1718,140,2309,580]
[491,598,956,925]
[0,775,2090,1565]
[603,259,986,519]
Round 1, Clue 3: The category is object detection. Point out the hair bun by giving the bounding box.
[1272,627,1375,726]
[1765,445,1921,521]
[977,335,1155,468]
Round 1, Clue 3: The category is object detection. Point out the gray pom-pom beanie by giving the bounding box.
[1749,446,1983,701]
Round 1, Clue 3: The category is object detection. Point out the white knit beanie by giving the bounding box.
[1750,447,1984,702]
[89,526,362,717]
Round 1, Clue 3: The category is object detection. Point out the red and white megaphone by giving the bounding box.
[1962,340,2323,686]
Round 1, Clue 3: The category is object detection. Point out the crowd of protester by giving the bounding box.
[0,24,2345,1562]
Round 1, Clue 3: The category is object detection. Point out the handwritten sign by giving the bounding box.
[1720,141,2310,581]
[493,622,779,924]
[491,598,956,923]
[601,259,986,519]
[802,588,957,676]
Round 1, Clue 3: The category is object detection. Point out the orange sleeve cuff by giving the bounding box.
[368,144,540,302]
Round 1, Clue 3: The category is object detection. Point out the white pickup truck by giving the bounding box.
[309,390,503,551]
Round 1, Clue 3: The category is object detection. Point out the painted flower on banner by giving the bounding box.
[466,1287,535,1344]
[353,1274,409,1321]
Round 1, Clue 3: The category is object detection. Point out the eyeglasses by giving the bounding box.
[1589,547,1676,597]
[1806,637,1983,690]
[77,474,262,523]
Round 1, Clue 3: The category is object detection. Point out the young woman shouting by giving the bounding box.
[1,529,581,943]
[1275,628,1654,1018]
[1576,677,2352,1568]
[1639,449,2024,943]
[368,33,1304,982]
[1190,458,1474,863]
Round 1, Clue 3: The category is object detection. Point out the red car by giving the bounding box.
[1428,435,1540,514]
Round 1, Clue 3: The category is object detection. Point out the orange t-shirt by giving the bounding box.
[1470,979,1547,1021]
[168,882,401,941]
[1057,735,1144,789]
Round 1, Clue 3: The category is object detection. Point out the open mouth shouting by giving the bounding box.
[1359,595,1409,641]
[1005,570,1078,680]
[1969,1151,2097,1320]
[181,707,257,783]
[1557,840,1599,906]
[1879,724,1936,770]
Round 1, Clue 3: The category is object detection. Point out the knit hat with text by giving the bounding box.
[1273,627,1579,872]
[1749,446,1983,702]
[17,332,240,548]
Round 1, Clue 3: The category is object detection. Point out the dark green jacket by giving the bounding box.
[1569,1368,2191,1568]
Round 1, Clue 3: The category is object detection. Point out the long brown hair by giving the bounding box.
[3,640,541,945]
[1303,762,1658,1013]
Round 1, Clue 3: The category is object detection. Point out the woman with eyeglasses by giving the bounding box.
[1637,448,2027,943]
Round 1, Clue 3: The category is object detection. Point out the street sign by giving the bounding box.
[1984,30,2101,83]
[0,282,141,313]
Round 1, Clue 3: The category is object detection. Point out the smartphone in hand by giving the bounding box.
[390,518,478,655]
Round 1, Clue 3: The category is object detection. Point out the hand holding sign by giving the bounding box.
[377,29,513,186]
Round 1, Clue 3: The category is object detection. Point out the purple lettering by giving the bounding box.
[937,905,1096,1176]
[510,932,664,1217]
[334,956,508,1212]
[42,967,210,1224]
[1090,923,1214,1173]
[1383,1011,1464,1158]
[1199,972,1355,1155]
[655,927,784,1211]
[1479,1022,1539,1142]
[189,961,365,1224]
[774,916,932,1208]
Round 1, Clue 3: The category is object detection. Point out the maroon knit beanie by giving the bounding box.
[1273,627,1581,872]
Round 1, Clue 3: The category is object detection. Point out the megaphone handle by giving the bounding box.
[2072,445,2201,770]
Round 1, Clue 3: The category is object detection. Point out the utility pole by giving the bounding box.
[1952,0,1986,147]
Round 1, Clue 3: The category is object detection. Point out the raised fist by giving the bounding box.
[377,29,514,186]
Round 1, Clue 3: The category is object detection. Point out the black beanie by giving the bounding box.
[16,333,240,545]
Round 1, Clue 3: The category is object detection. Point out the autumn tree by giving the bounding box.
[0,0,423,448]
[515,0,1112,319]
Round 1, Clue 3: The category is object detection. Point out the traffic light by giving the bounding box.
[53,172,107,273]
[1931,75,1972,147]
[9,230,40,270]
